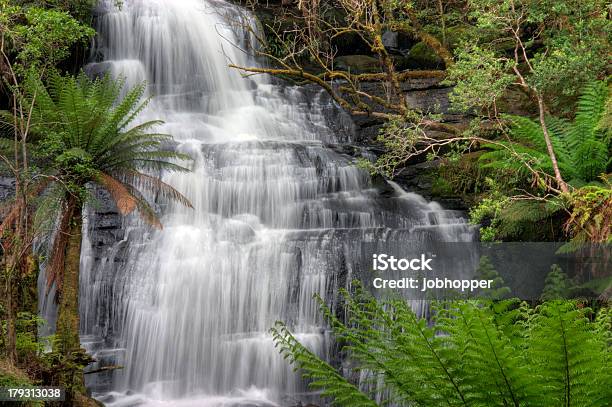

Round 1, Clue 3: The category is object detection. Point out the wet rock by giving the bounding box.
[217,219,257,244]
[382,30,399,48]
[405,87,452,114]
[372,173,396,197]
[0,176,15,202]
[334,54,380,73]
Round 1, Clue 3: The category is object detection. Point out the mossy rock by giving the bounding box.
[334,54,380,74]
[405,42,444,69]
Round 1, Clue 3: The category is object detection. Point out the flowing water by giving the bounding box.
[76,0,475,405]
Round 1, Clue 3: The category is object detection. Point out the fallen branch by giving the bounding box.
[84,365,124,375]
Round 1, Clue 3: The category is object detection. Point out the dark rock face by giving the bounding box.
[87,188,126,264]
[334,54,381,73]
[347,76,467,144]
[0,176,16,202]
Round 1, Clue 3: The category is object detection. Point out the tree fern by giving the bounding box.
[439,302,529,406]
[272,286,612,406]
[22,71,192,229]
[2,71,195,369]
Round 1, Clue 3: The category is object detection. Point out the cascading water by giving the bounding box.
[78,0,475,406]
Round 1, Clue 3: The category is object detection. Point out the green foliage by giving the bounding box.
[45,0,97,23]
[12,7,94,70]
[594,307,612,348]
[479,80,610,184]
[5,0,97,22]
[450,0,609,115]
[466,178,559,242]
[365,112,433,177]
[14,313,43,358]
[469,187,562,242]
[0,362,43,407]
[563,179,612,244]
[540,265,571,301]
[271,322,377,407]
[445,45,515,115]
[23,71,192,213]
[474,256,511,300]
[0,3,94,75]
[560,80,611,181]
[469,187,507,241]
[0,371,31,387]
[273,287,612,406]
[436,152,490,197]
[528,17,609,113]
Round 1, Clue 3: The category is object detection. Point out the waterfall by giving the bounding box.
[80,0,475,406]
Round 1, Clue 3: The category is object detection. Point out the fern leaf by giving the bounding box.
[271,321,377,407]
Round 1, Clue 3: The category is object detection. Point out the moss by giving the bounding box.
[19,256,39,316]
[55,203,83,358]
[406,42,444,69]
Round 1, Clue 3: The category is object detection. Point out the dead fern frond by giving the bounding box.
[120,169,193,209]
[96,172,138,215]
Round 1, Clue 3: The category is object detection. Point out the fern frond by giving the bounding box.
[118,170,193,209]
[441,302,528,406]
[122,183,163,229]
[271,321,377,407]
[95,172,138,215]
[527,301,612,406]
[505,115,548,151]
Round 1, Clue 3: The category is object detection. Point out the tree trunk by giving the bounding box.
[537,96,569,193]
[55,197,82,355]
[5,268,17,363]
[54,196,85,400]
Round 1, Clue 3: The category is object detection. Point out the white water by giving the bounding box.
[78,1,475,406]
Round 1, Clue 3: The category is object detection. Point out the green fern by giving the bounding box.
[273,287,612,406]
[540,265,571,301]
[527,301,611,406]
[21,71,193,224]
[0,72,195,358]
[479,80,610,184]
[271,321,377,407]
